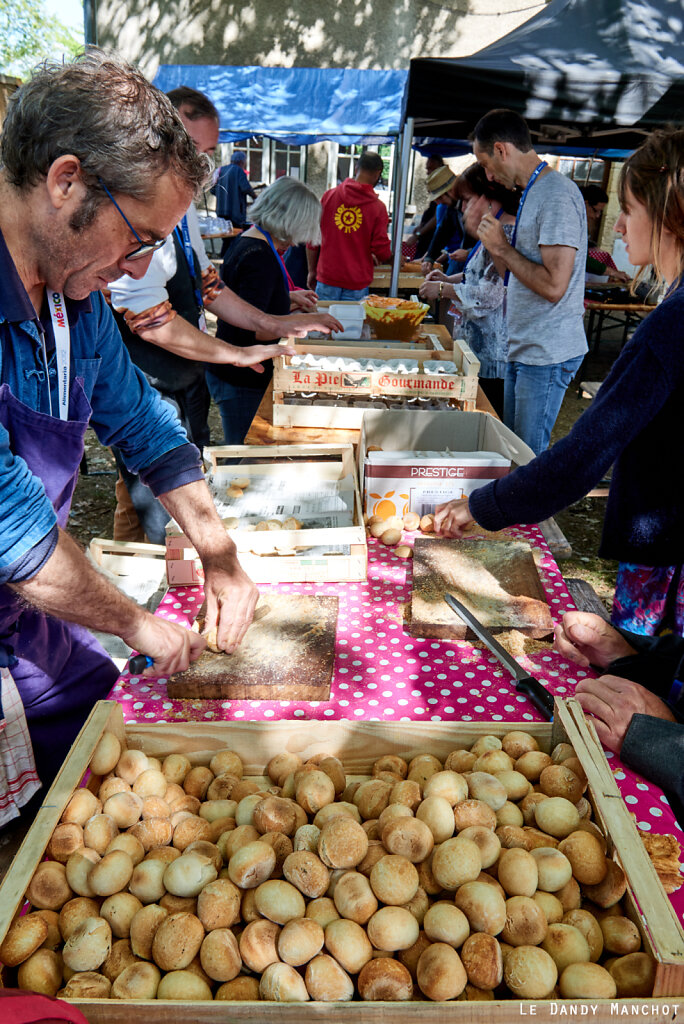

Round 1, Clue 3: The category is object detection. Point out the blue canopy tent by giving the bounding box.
[153,65,408,145]
[153,64,412,293]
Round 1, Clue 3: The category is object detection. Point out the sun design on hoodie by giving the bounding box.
[334,204,363,234]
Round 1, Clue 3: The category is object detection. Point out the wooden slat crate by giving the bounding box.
[89,539,166,579]
[165,444,367,585]
[272,335,480,430]
[2,700,684,1021]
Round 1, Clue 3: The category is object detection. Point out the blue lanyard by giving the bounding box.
[258,227,291,296]
[464,208,504,279]
[175,216,203,312]
[504,161,548,286]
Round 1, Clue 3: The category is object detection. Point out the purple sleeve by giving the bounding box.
[139,442,203,497]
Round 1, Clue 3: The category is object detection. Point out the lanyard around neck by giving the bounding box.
[175,215,208,331]
[175,216,203,310]
[504,160,548,286]
[257,227,292,295]
[46,291,70,421]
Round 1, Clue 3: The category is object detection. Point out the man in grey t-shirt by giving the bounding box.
[473,109,588,454]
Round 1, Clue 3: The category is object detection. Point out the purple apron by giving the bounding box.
[0,381,118,786]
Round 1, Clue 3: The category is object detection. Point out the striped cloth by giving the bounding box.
[0,667,41,826]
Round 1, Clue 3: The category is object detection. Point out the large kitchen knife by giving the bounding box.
[444,593,555,720]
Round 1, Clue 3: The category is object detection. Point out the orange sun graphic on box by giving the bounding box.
[369,490,410,519]
[334,204,363,234]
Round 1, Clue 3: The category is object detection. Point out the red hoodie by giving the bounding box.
[316,178,392,290]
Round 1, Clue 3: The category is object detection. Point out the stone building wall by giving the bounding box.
[99,0,548,80]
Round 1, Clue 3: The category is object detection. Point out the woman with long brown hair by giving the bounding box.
[435,127,684,637]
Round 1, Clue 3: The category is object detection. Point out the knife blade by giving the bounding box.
[444,593,555,720]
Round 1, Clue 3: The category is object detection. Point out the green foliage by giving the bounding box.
[0,0,83,78]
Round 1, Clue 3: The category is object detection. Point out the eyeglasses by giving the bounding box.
[98,178,168,261]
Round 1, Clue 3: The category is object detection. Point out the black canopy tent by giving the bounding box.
[386,0,684,290]
[403,0,684,151]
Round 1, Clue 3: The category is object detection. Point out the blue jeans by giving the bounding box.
[504,356,584,455]
[205,371,267,446]
[316,283,369,301]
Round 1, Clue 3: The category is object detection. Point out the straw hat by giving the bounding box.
[426,166,457,201]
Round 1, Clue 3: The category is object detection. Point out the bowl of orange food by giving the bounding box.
[363,295,430,340]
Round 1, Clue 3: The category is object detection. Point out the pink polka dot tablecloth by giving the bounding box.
[108,523,684,919]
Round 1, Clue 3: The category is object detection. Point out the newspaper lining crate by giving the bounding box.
[1,698,684,1022]
[272,335,480,430]
[165,444,367,585]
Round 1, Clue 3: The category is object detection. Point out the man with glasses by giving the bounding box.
[0,54,336,802]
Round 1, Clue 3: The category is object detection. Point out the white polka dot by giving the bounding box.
[625,795,638,804]
[637,821,652,831]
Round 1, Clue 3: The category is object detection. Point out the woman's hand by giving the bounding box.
[289,289,318,312]
[275,312,343,337]
[574,674,676,753]
[424,269,448,282]
[448,247,469,262]
[419,280,444,302]
[554,611,637,669]
[433,497,475,537]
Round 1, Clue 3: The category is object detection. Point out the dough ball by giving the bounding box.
[259,961,310,1002]
[417,942,468,1000]
[156,969,212,1000]
[277,917,325,966]
[358,957,413,1000]
[504,944,558,998]
[199,927,242,982]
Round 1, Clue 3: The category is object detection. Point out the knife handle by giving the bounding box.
[515,677,555,720]
[128,654,154,675]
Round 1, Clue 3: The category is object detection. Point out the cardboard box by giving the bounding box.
[358,409,536,520]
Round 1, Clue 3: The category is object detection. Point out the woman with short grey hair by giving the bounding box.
[207,176,322,443]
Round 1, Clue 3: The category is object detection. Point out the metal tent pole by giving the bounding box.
[84,0,98,45]
[390,117,414,296]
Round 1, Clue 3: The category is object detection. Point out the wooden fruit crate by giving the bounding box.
[89,539,166,578]
[1,700,684,1021]
[165,444,366,585]
[272,335,480,430]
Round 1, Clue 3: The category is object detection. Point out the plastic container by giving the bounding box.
[330,303,365,340]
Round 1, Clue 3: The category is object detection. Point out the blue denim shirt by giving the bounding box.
[0,227,203,583]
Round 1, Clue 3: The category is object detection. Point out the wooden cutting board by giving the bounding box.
[167,595,338,700]
[409,537,554,640]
